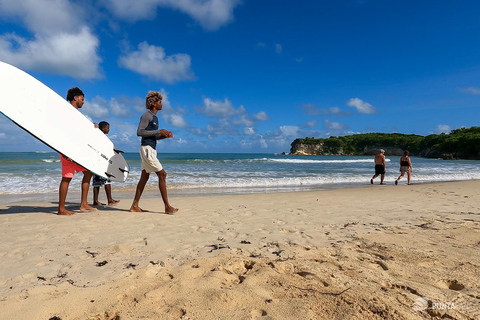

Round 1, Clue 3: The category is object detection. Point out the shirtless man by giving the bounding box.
[130,91,178,214]
[370,149,386,185]
[58,87,96,215]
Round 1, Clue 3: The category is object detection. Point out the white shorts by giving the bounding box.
[139,145,163,173]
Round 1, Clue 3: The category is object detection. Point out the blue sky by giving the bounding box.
[0,0,479,153]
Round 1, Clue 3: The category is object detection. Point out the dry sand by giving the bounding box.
[0,181,479,320]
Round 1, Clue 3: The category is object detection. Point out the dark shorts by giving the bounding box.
[375,164,385,175]
[92,175,110,188]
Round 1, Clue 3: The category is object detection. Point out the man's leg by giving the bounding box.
[155,169,178,214]
[130,170,150,212]
[105,184,119,205]
[80,171,96,211]
[58,177,75,215]
[380,173,385,184]
[93,186,103,206]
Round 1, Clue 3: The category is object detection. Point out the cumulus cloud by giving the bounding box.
[206,119,238,136]
[459,87,480,95]
[101,0,242,30]
[195,97,246,118]
[167,114,188,128]
[324,119,347,130]
[346,98,378,114]
[82,96,110,119]
[244,127,255,135]
[110,98,131,118]
[279,125,300,137]
[119,42,195,84]
[253,111,270,121]
[0,0,101,79]
[432,124,452,134]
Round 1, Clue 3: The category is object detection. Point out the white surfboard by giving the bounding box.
[0,61,129,182]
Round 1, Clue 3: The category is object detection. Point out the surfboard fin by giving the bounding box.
[105,172,116,178]
[114,149,124,154]
[119,168,129,173]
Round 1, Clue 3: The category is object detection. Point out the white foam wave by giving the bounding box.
[269,158,391,164]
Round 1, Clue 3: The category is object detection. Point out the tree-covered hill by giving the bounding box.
[290,127,480,160]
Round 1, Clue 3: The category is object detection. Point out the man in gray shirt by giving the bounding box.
[129,91,178,214]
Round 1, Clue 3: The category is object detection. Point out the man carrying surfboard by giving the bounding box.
[129,91,178,214]
[58,87,97,215]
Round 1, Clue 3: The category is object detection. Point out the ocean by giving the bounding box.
[1,152,480,204]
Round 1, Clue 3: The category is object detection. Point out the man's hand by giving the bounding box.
[159,129,173,138]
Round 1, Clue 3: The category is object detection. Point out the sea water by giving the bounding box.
[1,152,480,203]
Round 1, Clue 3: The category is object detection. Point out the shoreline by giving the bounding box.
[0,178,477,206]
[1,180,479,319]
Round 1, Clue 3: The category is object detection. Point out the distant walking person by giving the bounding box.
[92,121,120,206]
[130,91,178,214]
[395,150,413,185]
[371,149,386,185]
[58,87,96,215]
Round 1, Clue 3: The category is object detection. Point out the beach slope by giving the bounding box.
[0,181,479,319]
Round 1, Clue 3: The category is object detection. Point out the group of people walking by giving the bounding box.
[371,149,413,185]
[57,87,177,216]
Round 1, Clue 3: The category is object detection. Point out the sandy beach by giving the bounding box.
[0,181,479,320]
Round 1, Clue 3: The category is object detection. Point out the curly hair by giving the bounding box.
[66,87,84,102]
[145,91,163,110]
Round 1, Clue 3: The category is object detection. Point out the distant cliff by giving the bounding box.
[289,127,480,160]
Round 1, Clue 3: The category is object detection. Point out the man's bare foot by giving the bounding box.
[165,206,178,215]
[108,199,120,206]
[130,205,147,212]
[93,201,105,206]
[80,204,97,211]
[58,209,76,215]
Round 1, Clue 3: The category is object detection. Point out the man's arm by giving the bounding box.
[137,113,161,138]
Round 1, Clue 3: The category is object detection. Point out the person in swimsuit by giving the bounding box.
[371,149,386,185]
[129,91,178,214]
[395,150,413,185]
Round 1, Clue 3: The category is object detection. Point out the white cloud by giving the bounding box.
[324,119,347,130]
[305,120,317,127]
[279,125,300,137]
[82,96,110,119]
[102,0,242,30]
[432,124,451,134]
[346,98,378,114]
[195,97,245,118]
[167,114,188,128]
[110,98,130,118]
[253,111,270,121]
[460,87,480,95]
[0,0,84,34]
[0,0,101,79]
[118,42,195,84]
[0,28,101,79]
[244,127,255,135]
[206,119,238,136]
